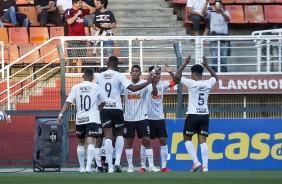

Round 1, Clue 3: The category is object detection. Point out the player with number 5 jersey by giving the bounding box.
[95,56,154,173]
[172,55,218,172]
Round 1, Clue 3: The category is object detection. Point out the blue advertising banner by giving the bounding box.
[166,119,282,170]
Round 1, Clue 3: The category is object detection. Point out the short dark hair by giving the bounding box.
[191,64,204,74]
[131,65,141,71]
[108,56,119,66]
[84,68,94,77]
[148,65,161,73]
[97,0,108,8]
[72,0,82,5]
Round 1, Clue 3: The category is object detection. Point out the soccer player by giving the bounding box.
[57,69,106,173]
[0,104,11,123]
[139,64,175,172]
[172,55,218,172]
[124,65,159,173]
[95,56,154,173]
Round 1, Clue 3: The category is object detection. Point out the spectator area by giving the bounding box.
[173,0,282,25]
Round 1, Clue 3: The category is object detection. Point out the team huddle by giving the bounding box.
[57,55,218,173]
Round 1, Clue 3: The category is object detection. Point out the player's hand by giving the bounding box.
[147,73,155,83]
[57,113,63,124]
[202,56,208,67]
[98,102,105,110]
[77,10,82,16]
[164,63,172,73]
[184,55,191,65]
[81,1,87,7]
[5,115,11,124]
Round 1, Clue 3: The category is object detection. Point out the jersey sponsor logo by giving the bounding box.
[151,95,161,100]
[103,73,114,79]
[96,15,110,22]
[77,116,90,124]
[128,94,141,99]
[76,17,84,23]
[76,130,84,135]
[105,102,116,108]
[196,107,207,113]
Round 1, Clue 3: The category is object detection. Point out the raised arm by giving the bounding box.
[202,56,218,81]
[127,73,154,92]
[174,55,191,84]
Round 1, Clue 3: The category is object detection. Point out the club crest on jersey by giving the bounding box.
[103,73,114,79]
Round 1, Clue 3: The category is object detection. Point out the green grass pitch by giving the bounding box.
[0,171,282,184]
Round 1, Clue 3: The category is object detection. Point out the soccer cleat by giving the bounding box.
[85,168,93,174]
[127,167,134,173]
[201,167,208,172]
[138,168,147,172]
[108,167,114,173]
[78,167,86,173]
[114,164,122,172]
[149,166,160,172]
[190,162,201,172]
[97,167,104,173]
[160,168,172,172]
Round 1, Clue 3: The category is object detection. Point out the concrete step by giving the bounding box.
[112,8,174,17]
[117,21,183,28]
[117,15,178,22]
[113,27,187,36]
[109,2,170,9]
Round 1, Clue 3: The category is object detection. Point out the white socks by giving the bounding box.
[200,143,208,168]
[160,145,168,169]
[114,136,124,165]
[184,141,199,164]
[94,147,102,167]
[104,139,113,168]
[125,148,133,168]
[145,148,154,168]
[86,144,95,170]
[77,145,85,169]
[140,145,146,168]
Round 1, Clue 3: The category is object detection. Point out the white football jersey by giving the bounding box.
[123,80,148,121]
[181,77,216,114]
[95,69,131,110]
[147,81,171,120]
[67,81,107,125]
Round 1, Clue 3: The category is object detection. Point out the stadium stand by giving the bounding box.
[0,28,9,44]
[244,5,268,23]
[264,5,282,23]
[15,0,30,5]
[235,0,255,3]
[18,6,40,26]
[29,27,49,44]
[254,0,274,3]
[222,0,236,4]
[8,27,29,45]
[225,5,248,23]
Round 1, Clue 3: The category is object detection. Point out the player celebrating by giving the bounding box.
[173,56,218,172]
[124,65,159,173]
[139,64,175,172]
[57,69,106,173]
[95,56,154,173]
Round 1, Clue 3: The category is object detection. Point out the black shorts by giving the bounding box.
[183,114,209,137]
[100,109,124,130]
[124,120,150,138]
[149,119,168,139]
[76,123,103,139]
[67,41,87,58]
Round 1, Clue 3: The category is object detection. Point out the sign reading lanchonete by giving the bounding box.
[159,75,282,94]
[166,118,282,170]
